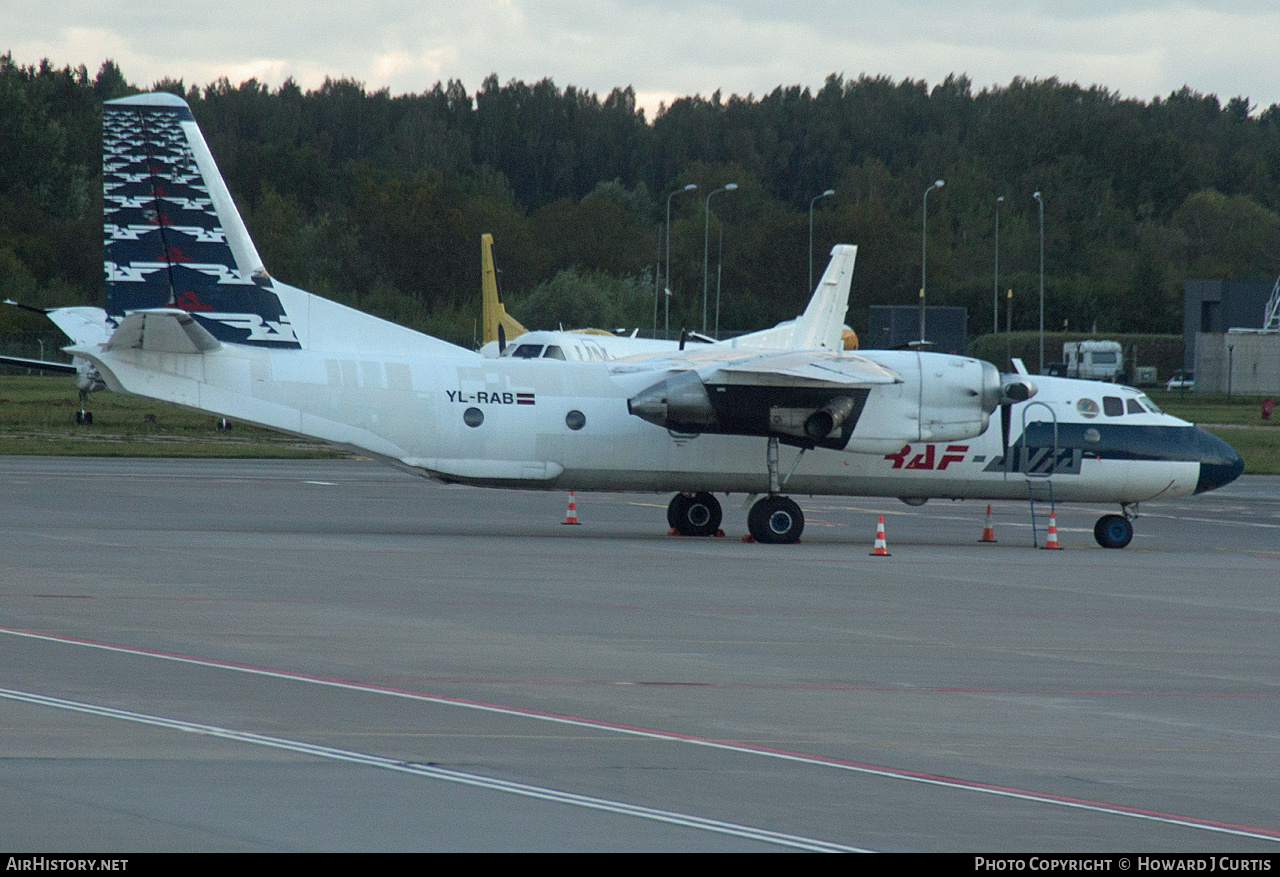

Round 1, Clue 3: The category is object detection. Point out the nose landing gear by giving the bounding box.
[1094,503,1137,548]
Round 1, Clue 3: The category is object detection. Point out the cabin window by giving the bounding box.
[565,410,586,430]
[1103,396,1124,417]
[511,344,543,359]
[1077,399,1100,418]
[543,345,566,360]
[463,407,484,428]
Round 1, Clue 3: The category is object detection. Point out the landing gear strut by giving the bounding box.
[667,491,723,537]
[745,437,805,544]
[73,389,92,425]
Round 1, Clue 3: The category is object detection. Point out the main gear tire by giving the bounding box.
[667,492,723,537]
[747,496,804,544]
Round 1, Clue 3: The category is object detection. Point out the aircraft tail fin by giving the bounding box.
[480,233,527,346]
[103,93,299,348]
[731,245,856,351]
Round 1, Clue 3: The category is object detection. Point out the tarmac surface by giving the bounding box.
[1,456,1278,852]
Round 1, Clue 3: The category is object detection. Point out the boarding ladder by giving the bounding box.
[1021,401,1059,548]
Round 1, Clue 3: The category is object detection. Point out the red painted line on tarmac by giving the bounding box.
[4,625,1279,842]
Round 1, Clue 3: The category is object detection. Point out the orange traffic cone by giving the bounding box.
[563,491,581,525]
[1042,510,1062,549]
[979,504,997,543]
[869,514,891,556]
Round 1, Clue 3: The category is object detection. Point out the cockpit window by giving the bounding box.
[1126,398,1146,414]
[511,344,543,359]
[1103,396,1124,417]
[542,345,566,360]
[1136,393,1162,414]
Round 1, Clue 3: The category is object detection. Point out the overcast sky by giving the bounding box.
[6,2,1280,119]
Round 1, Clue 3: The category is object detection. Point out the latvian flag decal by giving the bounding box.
[516,392,535,405]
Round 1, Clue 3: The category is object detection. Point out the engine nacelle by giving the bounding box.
[845,351,1009,451]
[626,371,718,429]
[627,371,868,449]
[626,352,1025,453]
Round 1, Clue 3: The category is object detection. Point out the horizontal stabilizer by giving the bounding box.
[105,309,223,354]
[0,354,78,375]
[46,307,114,347]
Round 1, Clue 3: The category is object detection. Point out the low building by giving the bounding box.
[865,305,967,355]
[1182,279,1274,373]
[1195,331,1280,394]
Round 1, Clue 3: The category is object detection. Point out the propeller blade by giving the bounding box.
[1001,403,1012,474]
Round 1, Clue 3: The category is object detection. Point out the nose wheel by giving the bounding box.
[1093,514,1134,549]
[667,491,723,537]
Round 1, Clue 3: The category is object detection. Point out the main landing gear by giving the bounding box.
[747,495,804,544]
[746,436,806,544]
[73,389,93,425]
[667,491,723,537]
[667,438,806,544]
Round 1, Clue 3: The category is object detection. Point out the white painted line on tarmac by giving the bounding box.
[0,685,864,853]
[6,626,1280,845]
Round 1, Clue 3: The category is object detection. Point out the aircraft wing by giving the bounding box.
[0,354,78,375]
[623,347,901,448]
[614,345,898,385]
[710,349,899,388]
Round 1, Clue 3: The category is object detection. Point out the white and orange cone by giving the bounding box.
[1042,510,1062,549]
[563,491,581,525]
[979,504,997,543]
[869,514,891,556]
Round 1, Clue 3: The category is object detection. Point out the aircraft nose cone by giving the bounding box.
[1194,429,1245,494]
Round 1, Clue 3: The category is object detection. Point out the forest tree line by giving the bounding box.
[3,53,1280,347]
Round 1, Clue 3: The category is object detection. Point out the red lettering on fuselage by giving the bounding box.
[884,443,969,470]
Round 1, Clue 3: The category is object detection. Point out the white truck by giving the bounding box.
[1063,340,1123,381]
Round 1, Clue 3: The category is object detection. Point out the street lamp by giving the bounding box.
[665,183,697,339]
[703,183,737,334]
[920,179,944,343]
[715,219,725,338]
[1033,190,1044,374]
[809,189,835,294]
[993,196,1004,335]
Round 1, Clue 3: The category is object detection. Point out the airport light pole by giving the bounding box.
[809,189,835,294]
[703,183,737,334]
[715,220,724,338]
[920,179,944,343]
[665,183,696,339]
[993,195,1004,335]
[1033,190,1044,374]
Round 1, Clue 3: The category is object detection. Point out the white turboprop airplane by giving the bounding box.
[477,232,861,362]
[68,92,1242,547]
[1,301,112,423]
